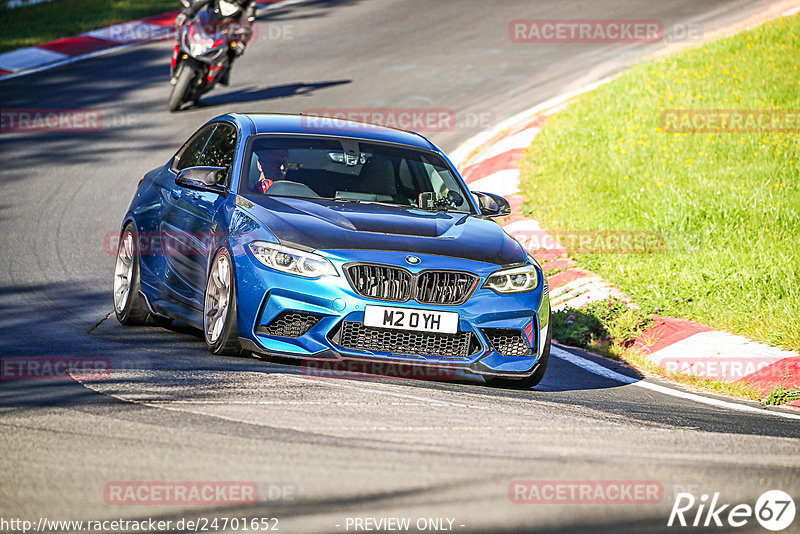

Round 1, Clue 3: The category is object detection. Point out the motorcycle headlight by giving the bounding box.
[190,42,207,56]
[249,242,338,278]
[484,265,539,294]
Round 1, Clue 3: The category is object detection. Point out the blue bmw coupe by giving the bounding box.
[113,113,551,387]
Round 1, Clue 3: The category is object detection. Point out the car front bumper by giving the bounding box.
[233,247,551,378]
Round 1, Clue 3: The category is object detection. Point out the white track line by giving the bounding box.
[467,168,520,195]
[464,127,539,168]
[551,347,800,421]
[449,75,620,168]
[0,47,68,72]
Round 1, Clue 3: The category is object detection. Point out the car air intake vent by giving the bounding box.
[334,321,476,359]
[257,311,322,338]
[345,264,478,305]
[415,271,478,305]
[482,328,532,357]
[345,264,412,302]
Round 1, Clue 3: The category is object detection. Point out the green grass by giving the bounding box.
[763,386,800,405]
[552,297,652,353]
[0,0,178,53]
[521,15,800,352]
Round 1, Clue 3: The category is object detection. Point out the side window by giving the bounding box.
[398,159,414,189]
[197,123,237,175]
[173,125,216,171]
[424,162,448,196]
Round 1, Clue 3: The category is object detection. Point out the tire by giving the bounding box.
[168,66,195,113]
[487,319,551,389]
[203,248,241,356]
[113,224,151,325]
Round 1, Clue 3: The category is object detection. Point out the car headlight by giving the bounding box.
[249,242,338,278]
[484,265,539,293]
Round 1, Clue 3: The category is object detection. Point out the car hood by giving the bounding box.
[240,196,526,266]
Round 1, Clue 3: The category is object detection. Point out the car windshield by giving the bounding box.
[239,136,474,213]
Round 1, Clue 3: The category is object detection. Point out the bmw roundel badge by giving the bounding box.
[405,255,421,265]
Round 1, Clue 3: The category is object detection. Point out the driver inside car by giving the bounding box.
[254,149,289,193]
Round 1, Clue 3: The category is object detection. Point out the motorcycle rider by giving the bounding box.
[174,0,257,86]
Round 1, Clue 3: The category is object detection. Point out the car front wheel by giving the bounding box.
[203,248,242,356]
[113,224,151,325]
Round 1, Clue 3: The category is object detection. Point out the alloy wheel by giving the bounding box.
[113,230,135,313]
[204,253,231,344]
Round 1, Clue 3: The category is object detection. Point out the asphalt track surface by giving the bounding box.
[1,1,799,533]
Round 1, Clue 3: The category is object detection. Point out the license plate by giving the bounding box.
[363,305,459,334]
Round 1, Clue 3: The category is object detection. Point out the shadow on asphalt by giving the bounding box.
[1,281,798,439]
[0,47,179,185]
[21,476,676,534]
[197,79,351,108]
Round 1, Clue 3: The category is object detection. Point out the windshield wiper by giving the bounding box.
[334,198,409,208]
[420,203,463,213]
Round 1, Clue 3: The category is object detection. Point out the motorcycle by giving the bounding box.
[168,9,249,112]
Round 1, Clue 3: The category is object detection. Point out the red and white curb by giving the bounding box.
[0,12,179,79]
[0,0,304,81]
[451,90,799,409]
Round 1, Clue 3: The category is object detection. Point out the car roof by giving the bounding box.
[225,113,438,151]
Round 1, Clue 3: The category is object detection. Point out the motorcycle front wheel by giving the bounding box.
[167,65,196,112]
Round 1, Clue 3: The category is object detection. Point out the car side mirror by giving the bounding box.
[176,166,228,196]
[472,191,511,217]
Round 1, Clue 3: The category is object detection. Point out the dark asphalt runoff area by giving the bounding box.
[1,1,798,533]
